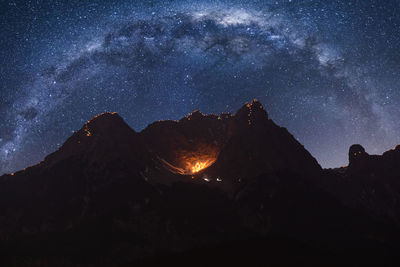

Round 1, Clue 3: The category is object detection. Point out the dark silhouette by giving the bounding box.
[1,100,400,266]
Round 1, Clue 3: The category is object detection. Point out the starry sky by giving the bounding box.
[1,0,399,174]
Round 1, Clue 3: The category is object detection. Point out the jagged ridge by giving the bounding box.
[1,100,400,267]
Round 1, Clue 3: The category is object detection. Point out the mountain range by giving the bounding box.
[1,100,400,266]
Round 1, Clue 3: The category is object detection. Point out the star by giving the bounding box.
[0,0,400,174]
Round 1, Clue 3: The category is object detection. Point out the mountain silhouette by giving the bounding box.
[1,100,400,267]
[323,144,400,226]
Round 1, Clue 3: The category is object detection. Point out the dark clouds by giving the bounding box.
[1,0,400,173]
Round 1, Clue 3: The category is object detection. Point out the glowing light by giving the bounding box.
[160,156,217,176]
[184,152,218,175]
[84,125,92,137]
[191,161,209,173]
[159,144,219,176]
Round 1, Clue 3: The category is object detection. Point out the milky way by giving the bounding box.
[1,0,400,174]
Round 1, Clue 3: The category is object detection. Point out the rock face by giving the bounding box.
[0,101,399,267]
[209,100,321,191]
[348,144,368,167]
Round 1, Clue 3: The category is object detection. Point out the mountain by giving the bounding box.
[0,100,399,267]
[322,144,400,225]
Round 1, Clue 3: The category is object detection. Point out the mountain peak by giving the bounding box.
[248,99,265,109]
[84,112,126,133]
[87,111,121,122]
[187,110,204,120]
[348,144,369,169]
[76,112,137,139]
[235,99,268,125]
[44,112,137,165]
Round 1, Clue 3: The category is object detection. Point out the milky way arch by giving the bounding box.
[1,0,399,173]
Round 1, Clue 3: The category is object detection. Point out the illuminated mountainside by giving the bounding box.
[0,101,400,266]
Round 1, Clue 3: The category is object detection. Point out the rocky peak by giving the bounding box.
[348,144,367,164]
[235,99,268,126]
[348,144,370,170]
[82,112,133,137]
[186,110,204,121]
[44,112,139,166]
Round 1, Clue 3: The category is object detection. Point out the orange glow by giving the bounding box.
[191,161,209,173]
[159,143,219,176]
[185,156,217,175]
[84,125,92,137]
[160,155,217,175]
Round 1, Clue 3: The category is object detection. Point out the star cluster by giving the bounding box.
[1,0,400,174]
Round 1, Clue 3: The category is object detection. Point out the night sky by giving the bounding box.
[1,0,399,174]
